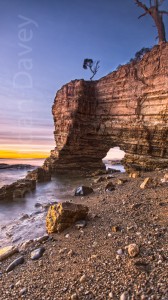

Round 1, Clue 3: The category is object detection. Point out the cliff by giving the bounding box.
[44,43,168,172]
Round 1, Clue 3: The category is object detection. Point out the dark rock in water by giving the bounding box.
[19,214,29,220]
[30,247,45,260]
[6,256,24,272]
[0,179,36,201]
[105,182,115,192]
[26,166,51,182]
[74,186,93,196]
[34,202,42,208]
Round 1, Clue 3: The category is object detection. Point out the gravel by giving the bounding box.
[0,169,167,300]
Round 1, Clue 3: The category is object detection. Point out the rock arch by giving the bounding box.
[45,44,168,172]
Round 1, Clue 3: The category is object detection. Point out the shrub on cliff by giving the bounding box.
[83,58,100,80]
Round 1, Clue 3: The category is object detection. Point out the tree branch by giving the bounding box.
[138,11,148,18]
[159,10,168,15]
[134,0,149,12]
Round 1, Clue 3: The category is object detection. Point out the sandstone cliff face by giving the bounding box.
[45,43,168,172]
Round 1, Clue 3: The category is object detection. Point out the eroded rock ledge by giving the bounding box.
[45,43,168,172]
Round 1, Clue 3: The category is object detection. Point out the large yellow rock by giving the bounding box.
[46,202,89,233]
[0,246,18,261]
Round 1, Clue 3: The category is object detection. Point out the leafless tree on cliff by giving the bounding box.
[83,58,100,80]
[135,0,168,43]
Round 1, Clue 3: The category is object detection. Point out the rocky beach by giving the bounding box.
[0,168,167,300]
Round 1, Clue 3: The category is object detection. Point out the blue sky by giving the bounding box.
[0,0,168,157]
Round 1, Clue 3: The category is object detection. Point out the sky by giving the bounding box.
[0,0,168,159]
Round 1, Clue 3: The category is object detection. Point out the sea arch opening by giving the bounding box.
[102,146,125,172]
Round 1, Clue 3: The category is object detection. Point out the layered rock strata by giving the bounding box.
[45,43,168,172]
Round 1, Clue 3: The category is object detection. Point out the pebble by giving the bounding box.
[71,293,78,300]
[30,247,45,260]
[109,292,113,298]
[75,220,87,229]
[128,243,139,257]
[65,234,70,238]
[68,249,74,256]
[120,291,129,300]
[6,256,24,272]
[59,248,67,254]
[10,284,14,289]
[117,249,123,255]
[19,287,27,295]
[80,274,86,283]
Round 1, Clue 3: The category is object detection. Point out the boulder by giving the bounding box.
[0,179,36,201]
[74,186,93,196]
[46,202,89,233]
[26,167,51,182]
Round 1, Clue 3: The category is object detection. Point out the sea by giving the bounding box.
[0,158,124,247]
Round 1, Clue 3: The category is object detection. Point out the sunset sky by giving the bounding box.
[1,0,168,159]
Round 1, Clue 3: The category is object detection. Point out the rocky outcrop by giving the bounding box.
[0,179,36,201]
[45,43,168,172]
[26,167,51,182]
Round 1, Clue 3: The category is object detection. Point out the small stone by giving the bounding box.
[68,249,74,256]
[74,186,93,196]
[120,291,129,300]
[35,235,49,243]
[116,255,121,260]
[71,293,78,300]
[15,280,21,286]
[75,220,87,229]
[19,214,29,220]
[10,284,14,289]
[128,243,139,257]
[108,233,112,237]
[92,241,97,248]
[140,177,151,189]
[112,226,121,232]
[90,254,98,260]
[80,274,86,283]
[19,288,27,296]
[109,292,113,298]
[30,247,45,260]
[6,256,24,272]
[59,248,67,254]
[65,234,70,238]
[117,249,123,255]
[105,182,115,192]
[129,172,140,178]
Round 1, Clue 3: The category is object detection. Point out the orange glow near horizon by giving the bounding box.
[0,150,50,159]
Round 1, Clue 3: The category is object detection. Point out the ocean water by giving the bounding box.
[0,159,44,188]
[0,159,124,247]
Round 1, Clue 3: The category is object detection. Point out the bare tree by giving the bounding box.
[83,58,100,80]
[135,0,168,43]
